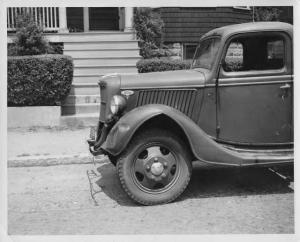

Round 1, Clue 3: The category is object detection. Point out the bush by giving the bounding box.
[137,59,192,73]
[134,8,166,58]
[223,59,243,72]
[8,55,73,106]
[254,7,282,21]
[10,12,50,56]
[8,42,64,56]
[47,42,64,55]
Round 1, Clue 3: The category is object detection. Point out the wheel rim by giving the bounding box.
[131,143,180,194]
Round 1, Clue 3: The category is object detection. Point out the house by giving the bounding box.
[160,7,253,60]
[7,7,140,125]
[159,7,293,60]
[7,7,292,126]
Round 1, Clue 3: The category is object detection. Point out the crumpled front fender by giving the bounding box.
[101,104,243,166]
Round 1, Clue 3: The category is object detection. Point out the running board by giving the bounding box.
[222,145,294,165]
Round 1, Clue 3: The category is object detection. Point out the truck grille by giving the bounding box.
[136,89,197,118]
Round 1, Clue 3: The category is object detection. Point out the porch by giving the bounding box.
[7,7,134,34]
[7,7,140,125]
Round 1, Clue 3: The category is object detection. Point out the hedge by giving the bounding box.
[136,59,192,73]
[223,59,243,72]
[8,54,73,106]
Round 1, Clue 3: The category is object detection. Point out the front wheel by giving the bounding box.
[116,129,192,205]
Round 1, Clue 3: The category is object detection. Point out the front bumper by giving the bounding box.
[87,122,110,156]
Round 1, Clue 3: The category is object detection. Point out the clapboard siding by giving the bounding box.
[161,7,252,43]
[162,17,251,23]
[164,27,215,33]
[162,12,252,19]
[161,7,249,13]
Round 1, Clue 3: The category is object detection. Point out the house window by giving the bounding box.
[223,34,285,72]
[183,44,197,60]
[67,7,84,32]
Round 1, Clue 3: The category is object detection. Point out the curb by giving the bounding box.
[8,153,108,168]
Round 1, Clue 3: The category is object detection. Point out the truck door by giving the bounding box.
[216,32,293,145]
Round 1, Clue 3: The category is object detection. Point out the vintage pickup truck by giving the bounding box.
[88,22,293,205]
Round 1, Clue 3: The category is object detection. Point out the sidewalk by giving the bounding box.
[8,127,106,167]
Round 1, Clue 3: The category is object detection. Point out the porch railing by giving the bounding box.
[7,7,60,31]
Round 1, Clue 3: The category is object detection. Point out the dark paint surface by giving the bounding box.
[200,22,293,42]
[102,104,243,165]
[120,69,206,89]
[217,80,293,144]
[101,104,292,166]
[96,22,293,165]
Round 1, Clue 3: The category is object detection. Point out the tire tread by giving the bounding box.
[116,128,192,205]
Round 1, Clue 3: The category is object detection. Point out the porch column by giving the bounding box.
[58,7,68,33]
[83,7,89,32]
[124,7,133,32]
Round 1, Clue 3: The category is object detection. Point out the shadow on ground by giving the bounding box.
[93,162,293,207]
[94,163,135,206]
[180,164,293,202]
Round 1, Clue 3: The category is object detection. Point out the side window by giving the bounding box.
[223,35,285,72]
[267,40,284,68]
[224,41,244,71]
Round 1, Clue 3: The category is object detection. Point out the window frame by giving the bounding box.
[220,31,289,79]
[183,43,198,60]
[192,36,222,70]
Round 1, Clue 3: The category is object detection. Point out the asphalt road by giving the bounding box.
[8,159,294,234]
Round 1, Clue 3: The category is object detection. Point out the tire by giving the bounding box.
[116,128,192,205]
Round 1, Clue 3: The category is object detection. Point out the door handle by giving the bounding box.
[280,83,291,101]
[280,84,291,89]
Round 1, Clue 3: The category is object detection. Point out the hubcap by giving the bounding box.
[151,162,164,176]
[132,145,179,192]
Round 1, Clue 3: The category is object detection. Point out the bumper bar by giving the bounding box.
[88,122,112,156]
[88,143,105,156]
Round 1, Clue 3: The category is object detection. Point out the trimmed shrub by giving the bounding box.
[137,59,192,73]
[134,8,167,59]
[10,12,51,56]
[8,55,73,106]
[8,42,64,56]
[223,59,243,72]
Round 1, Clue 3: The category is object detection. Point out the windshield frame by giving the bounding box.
[191,36,222,70]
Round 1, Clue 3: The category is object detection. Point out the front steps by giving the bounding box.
[73,64,138,76]
[61,31,140,123]
[65,49,140,58]
[73,56,140,66]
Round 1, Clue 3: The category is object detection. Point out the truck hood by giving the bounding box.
[119,69,206,89]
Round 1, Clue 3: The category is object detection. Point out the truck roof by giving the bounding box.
[201,21,293,40]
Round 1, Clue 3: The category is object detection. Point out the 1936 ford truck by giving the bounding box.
[88,22,293,205]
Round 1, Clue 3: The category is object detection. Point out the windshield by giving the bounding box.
[192,38,221,70]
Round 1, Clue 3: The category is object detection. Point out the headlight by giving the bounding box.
[110,95,126,115]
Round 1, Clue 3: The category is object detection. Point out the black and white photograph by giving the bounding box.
[0,0,298,241]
